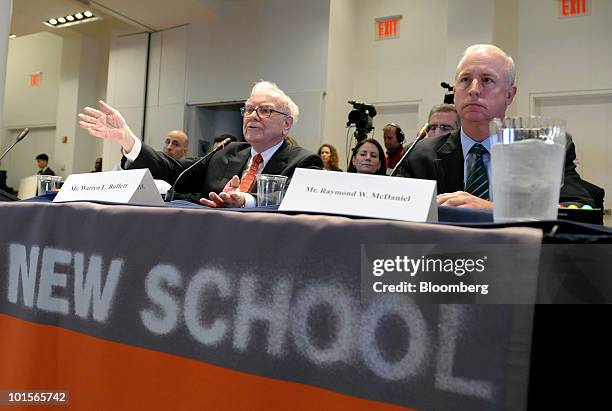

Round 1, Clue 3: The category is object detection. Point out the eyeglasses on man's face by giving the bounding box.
[429,124,455,133]
[240,105,288,118]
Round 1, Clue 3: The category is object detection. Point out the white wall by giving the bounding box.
[3,32,62,129]
[103,32,148,170]
[516,0,612,210]
[2,32,62,185]
[145,26,188,152]
[323,0,357,168]
[54,32,108,177]
[185,0,331,151]
[516,0,612,113]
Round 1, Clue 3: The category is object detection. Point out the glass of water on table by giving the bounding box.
[489,116,566,223]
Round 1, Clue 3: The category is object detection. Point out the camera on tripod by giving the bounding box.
[346,101,377,142]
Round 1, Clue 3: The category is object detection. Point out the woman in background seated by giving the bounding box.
[347,139,386,175]
[317,144,342,171]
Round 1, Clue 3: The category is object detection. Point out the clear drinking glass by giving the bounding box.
[256,174,288,207]
[489,116,566,222]
[37,175,63,196]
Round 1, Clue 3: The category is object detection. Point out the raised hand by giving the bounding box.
[78,100,137,152]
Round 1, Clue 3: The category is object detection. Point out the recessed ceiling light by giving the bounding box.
[66,15,75,22]
[57,17,66,23]
[9,34,16,39]
[84,10,93,18]
[48,18,58,25]
[75,13,83,19]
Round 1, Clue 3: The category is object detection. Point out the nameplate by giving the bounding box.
[53,169,165,206]
[280,168,437,222]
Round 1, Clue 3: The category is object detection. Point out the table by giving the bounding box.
[0,200,553,410]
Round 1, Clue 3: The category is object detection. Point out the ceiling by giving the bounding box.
[10,0,220,38]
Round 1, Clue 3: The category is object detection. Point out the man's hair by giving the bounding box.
[36,153,49,161]
[428,104,461,129]
[213,134,237,143]
[251,80,300,124]
[457,44,516,90]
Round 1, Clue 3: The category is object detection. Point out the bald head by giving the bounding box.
[456,44,516,90]
[164,130,189,160]
[453,44,518,140]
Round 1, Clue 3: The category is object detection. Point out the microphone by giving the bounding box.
[0,128,30,163]
[164,137,232,201]
[390,123,430,177]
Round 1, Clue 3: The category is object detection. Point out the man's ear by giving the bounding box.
[506,85,517,105]
[283,116,294,134]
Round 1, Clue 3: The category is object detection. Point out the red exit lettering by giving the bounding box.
[561,0,589,17]
[376,17,401,40]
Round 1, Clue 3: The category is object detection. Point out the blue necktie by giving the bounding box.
[465,144,489,200]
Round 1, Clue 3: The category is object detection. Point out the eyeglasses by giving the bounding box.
[429,124,455,133]
[240,105,288,118]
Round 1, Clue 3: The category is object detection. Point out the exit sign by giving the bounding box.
[559,0,591,18]
[375,15,402,40]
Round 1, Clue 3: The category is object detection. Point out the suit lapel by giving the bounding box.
[435,131,464,193]
[226,146,251,179]
[262,140,289,175]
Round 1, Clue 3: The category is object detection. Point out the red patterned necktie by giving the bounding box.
[239,153,263,192]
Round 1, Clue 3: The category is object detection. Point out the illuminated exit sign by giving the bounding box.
[559,0,591,18]
[375,15,402,40]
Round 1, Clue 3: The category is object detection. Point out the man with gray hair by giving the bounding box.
[427,103,460,138]
[396,44,593,208]
[78,80,322,208]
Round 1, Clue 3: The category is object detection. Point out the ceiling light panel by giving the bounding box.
[43,10,101,29]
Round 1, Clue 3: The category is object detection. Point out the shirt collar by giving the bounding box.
[460,128,494,159]
[250,139,284,166]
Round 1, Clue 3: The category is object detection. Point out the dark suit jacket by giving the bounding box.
[395,130,595,206]
[37,167,55,176]
[126,140,323,196]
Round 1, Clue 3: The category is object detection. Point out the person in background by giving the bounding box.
[347,138,386,175]
[35,153,55,175]
[382,123,405,173]
[427,104,460,138]
[91,157,102,172]
[163,130,189,161]
[317,144,342,171]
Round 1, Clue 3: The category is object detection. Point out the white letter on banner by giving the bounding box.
[291,284,354,365]
[435,305,494,400]
[8,244,39,307]
[359,296,429,380]
[140,264,182,335]
[184,269,231,346]
[233,275,291,356]
[37,248,71,314]
[73,254,123,323]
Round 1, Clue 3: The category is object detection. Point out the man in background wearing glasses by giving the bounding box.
[426,104,460,138]
[78,80,322,208]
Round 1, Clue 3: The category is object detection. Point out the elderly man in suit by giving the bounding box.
[395,44,593,208]
[78,80,322,208]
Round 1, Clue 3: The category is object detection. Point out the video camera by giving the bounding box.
[346,101,377,142]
